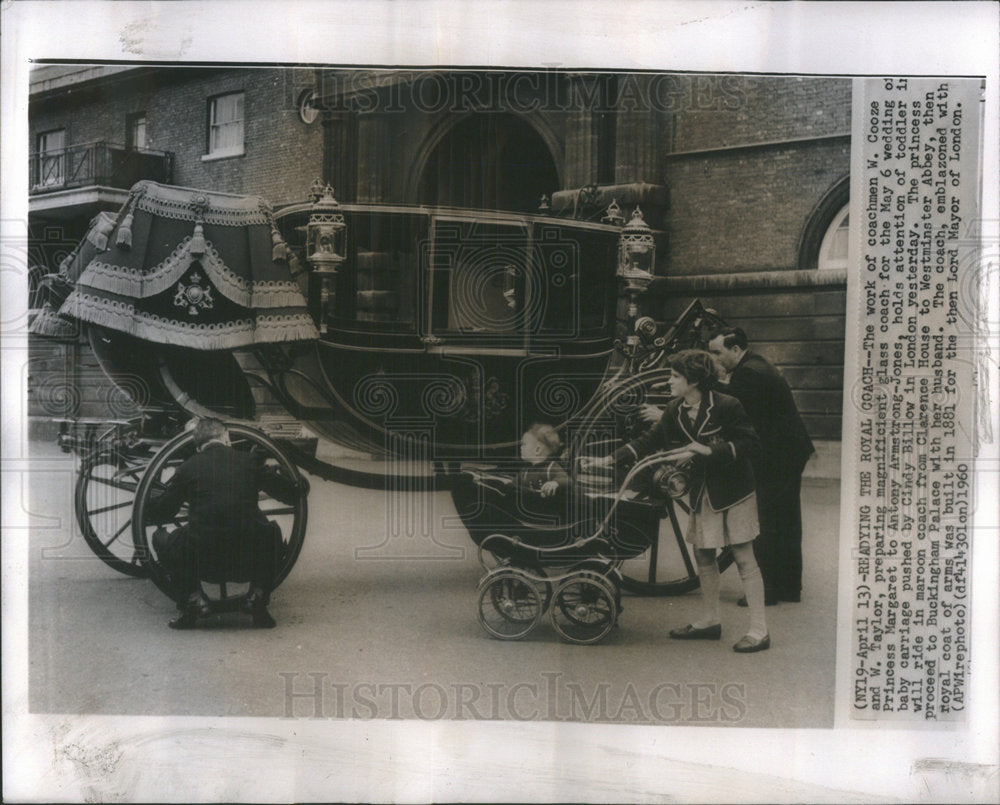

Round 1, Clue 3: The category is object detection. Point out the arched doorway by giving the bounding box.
[418,113,559,213]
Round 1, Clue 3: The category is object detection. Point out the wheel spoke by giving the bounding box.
[103,517,132,548]
[87,474,138,493]
[116,465,147,481]
[130,426,307,602]
[87,499,133,516]
[259,506,295,516]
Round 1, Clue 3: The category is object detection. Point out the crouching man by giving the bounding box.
[147,418,299,630]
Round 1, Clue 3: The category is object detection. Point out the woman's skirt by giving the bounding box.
[685,492,759,550]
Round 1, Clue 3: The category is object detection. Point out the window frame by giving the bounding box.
[204,91,245,160]
[817,204,850,271]
[36,128,66,188]
[126,112,147,150]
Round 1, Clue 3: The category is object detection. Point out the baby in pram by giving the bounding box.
[454,424,662,644]
[518,423,570,505]
[451,423,573,553]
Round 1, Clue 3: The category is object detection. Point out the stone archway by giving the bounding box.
[417,112,560,213]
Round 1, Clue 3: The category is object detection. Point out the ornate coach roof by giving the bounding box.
[58,181,318,350]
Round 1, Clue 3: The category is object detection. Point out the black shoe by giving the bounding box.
[669,623,722,640]
[168,610,199,630]
[733,633,771,653]
[168,595,210,629]
[737,596,779,607]
[247,589,277,628]
[251,605,277,629]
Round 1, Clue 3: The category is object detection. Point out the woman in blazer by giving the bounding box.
[590,349,770,653]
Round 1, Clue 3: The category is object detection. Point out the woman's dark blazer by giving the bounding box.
[612,390,761,512]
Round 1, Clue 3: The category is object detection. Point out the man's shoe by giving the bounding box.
[733,633,771,653]
[169,594,210,629]
[251,604,277,629]
[247,590,277,628]
[737,596,778,607]
[168,610,199,630]
[669,623,722,640]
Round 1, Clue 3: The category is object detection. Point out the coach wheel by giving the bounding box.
[132,424,308,607]
[618,501,734,596]
[477,568,544,640]
[74,420,166,577]
[550,572,618,645]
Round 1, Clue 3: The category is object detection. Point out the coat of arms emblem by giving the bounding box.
[174,271,214,316]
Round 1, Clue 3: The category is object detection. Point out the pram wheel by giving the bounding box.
[477,567,545,640]
[550,571,618,645]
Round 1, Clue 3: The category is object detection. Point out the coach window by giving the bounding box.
[817,205,849,271]
[204,92,244,160]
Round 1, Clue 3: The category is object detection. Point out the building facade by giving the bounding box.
[27,65,849,462]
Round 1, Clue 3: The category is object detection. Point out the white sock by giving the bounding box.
[738,563,768,639]
[693,555,721,628]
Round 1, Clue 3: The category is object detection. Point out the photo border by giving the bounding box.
[3,2,998,802]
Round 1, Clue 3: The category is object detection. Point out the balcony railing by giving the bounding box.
[29,141,174,194]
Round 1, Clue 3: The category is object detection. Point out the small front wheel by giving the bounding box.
[550,572,618,645]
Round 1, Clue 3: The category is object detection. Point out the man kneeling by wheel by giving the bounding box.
[147,418,297,630]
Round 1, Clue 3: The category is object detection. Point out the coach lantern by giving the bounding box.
[617,206,656,348]
[306,181,346,332]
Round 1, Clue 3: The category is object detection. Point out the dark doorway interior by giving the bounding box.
[419,113,559,213]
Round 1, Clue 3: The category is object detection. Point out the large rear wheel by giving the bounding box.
[618,501,734,596]
[75,420,165,577]
[132,425,308,607]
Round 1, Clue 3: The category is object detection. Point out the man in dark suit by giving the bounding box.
[707,327,815,604]
[147,418,298,629]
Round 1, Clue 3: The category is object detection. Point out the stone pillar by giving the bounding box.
[356,112,393,203]
[614,75,660,184]
[563,75,601,188]
[321,109,358,202]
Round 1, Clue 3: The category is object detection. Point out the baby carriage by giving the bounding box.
[452,452,690,644]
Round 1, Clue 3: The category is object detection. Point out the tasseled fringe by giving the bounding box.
[116,211,134,249]
[189,221,206,257]
[272,227,288,263]
[88,215,116,251]
[29,305,79,341]
[249,287,312,308]
[253,314,320,343]
[60,292,319,350]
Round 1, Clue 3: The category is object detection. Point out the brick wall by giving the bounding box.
[648,287,845,441]
[663,139,851,274]
[667,75,851,152]
[643,76,851,443]
[31,67,324,207]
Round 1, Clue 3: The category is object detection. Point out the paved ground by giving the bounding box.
[26,440,841,729]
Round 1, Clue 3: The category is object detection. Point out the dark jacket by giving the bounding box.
[613,390,760,512]
[724,351,814,472]
[518,459,570,497]
[147,442,296,547]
